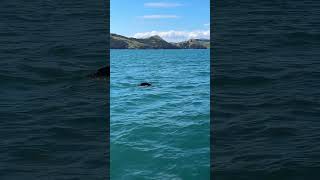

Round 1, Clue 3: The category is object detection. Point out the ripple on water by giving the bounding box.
[111,49,210,179]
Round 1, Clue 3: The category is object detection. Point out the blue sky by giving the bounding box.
[111,0,210,42]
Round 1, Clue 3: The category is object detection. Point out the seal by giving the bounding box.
[89,66,109,78]
[139,82,152,87]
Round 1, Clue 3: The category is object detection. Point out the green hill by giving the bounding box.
[110,33,209,49]
[175,39,210,49]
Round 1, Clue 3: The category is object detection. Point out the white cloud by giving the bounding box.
[133,30,210,42]
[141,15,179,19]
[144,2,183,8]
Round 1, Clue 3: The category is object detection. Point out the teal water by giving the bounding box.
[111,49,210,179]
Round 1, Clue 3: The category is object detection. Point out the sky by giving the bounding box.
[111,0,210,42]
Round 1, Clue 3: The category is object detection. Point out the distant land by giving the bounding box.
[110,33,210,49]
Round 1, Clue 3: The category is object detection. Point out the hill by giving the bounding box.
[175,39,210,49]
[110,33,210,49]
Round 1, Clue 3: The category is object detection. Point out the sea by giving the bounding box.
[110,49,210,179]
[0,0,109,179]
[212,0,320,179]
[2,0,320,179]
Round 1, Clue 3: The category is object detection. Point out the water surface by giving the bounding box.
[212,0,320,179]
[0,1,108,179]
[111,49,210,179]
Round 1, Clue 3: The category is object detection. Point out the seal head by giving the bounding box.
[139,82,152,87]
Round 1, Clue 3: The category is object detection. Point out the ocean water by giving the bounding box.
[110,49,210,179]
[212,0,320,179]
[0,0,109,179]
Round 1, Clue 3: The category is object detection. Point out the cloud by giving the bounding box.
[141,15,179,19]
[144,2,183,8]
[133,30,210,42]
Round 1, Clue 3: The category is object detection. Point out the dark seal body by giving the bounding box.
[139,82,152,87]
[89,66,110,78]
